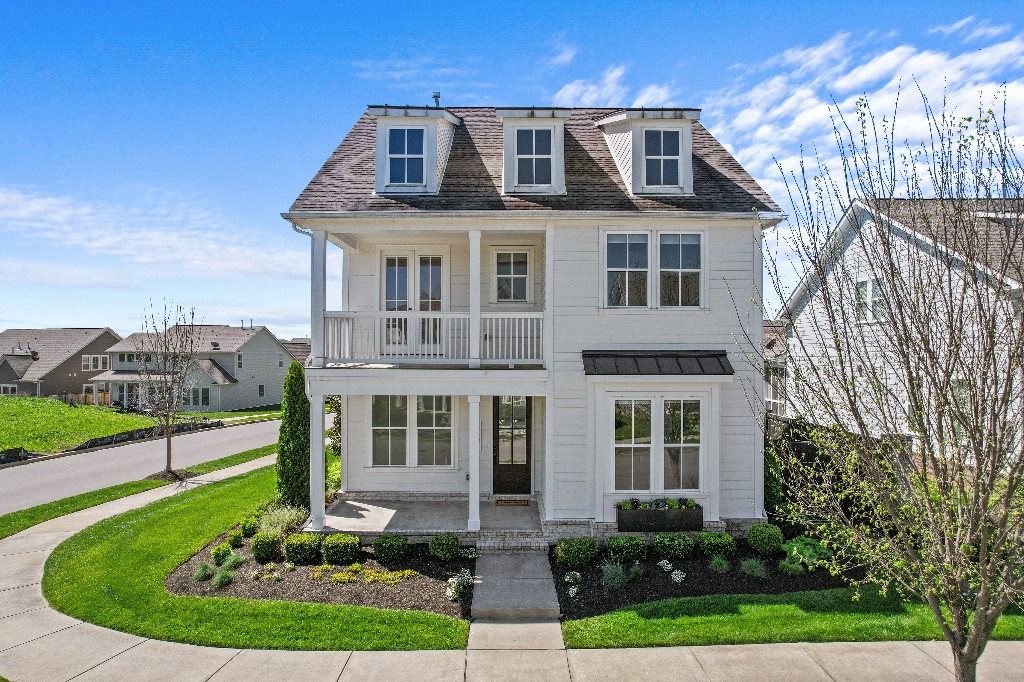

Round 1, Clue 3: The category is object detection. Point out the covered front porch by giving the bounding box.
[319,495,542,536]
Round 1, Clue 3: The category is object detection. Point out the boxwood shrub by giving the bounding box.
[606,535,646,563]
[322,533,361,564]
[696,531,736,557]
[250,531,282,563]
[747,523,784,556]
[284,532,323,565]
[653,532,694,560]
[226,529,243,549]
[211,542,232,566]
[372,534,408,564]
[429,532,461,561]
[239,515,260,538]
[554,537,598,566]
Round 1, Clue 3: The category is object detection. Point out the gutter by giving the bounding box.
[282,210,787,227]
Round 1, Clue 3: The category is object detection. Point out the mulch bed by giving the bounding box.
[550,545,854,620]
[167,530,475,619]
[145,469,200,482]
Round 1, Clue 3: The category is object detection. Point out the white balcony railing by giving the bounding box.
[324,311,544,365]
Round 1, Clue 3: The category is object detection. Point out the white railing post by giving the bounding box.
[310,231,327,368]
[469,230,481,368]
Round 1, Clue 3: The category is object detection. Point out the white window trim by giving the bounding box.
[0,384,17,396]
[856,278,885,324]
[81,354,109,371]
[631,122,694,196]
[377,246,452,314]
[385,125,427,187]
[500,119,566,195]
[365,395,459,470]
[600,228,710,311]
[489,246,535,304]
[236,352,243,369]
[374,120,441,195]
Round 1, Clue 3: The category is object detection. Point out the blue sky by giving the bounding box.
[2,1,1023,338]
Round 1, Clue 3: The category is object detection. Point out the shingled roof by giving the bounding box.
[0,328,119,381]
[107,325,267,354]
[290,108,779,214]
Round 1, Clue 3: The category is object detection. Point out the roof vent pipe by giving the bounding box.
[432,91,440,107]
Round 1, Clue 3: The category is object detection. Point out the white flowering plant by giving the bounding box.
[671,570,686,584]
[447,568,473,601]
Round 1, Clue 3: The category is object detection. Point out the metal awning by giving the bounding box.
[581,350,734,376]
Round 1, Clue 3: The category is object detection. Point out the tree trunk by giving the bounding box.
[952,648,979,682]
[165,428,173,474]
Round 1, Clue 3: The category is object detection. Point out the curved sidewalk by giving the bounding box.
[1,463,1021,682]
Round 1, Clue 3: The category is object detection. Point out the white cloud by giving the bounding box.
[0,186,307,282]
[928,15,1011,42]
[548,43,577,68]
[929,16,976,36]
[553,66,629,107]
[632,84,674,108]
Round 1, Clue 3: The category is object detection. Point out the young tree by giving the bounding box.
[134,302,200,477]
[277,361,310,508]
[764,90,1024,682]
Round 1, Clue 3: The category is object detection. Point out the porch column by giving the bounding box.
[309,391,326,530]
[469,230,481,368]
[468,395,481,531]
[92,383,99,405]
[311,230,327,368]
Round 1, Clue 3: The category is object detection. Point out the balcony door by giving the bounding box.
[493,395,531,494]
[381,252,446,356]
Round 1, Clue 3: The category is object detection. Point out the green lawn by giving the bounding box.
[562,587,1024,648]
[42,465,469,650]
[0,397,156,453]
[181,405,281,420]
[0,444,277,541]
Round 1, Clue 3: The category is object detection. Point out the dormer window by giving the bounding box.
[644,130,680,187]
[388,128,425,186]
[496,109,569,195]
[516,129,552,186]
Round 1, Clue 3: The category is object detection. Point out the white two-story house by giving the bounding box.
[285,105,781,537]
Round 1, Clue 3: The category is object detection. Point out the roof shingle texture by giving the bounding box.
[0,328,117,381]
[291,108,779,214]
[582,350,734,376]
[107,325,266,354]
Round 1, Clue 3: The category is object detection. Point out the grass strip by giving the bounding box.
[182,443,277,476]
[562,587,1024,648]
[43,466,469,650]
[0,480,168,541]
[0,397,156,453]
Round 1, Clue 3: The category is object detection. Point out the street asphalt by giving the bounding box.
[0,419,280,514]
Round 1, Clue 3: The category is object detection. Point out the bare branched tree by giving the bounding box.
[134,302,200,476]
[761,88,1024,682]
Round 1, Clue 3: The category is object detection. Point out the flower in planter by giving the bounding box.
[658,559,673,572]
[671,570,686,584]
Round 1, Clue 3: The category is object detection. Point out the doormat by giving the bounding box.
[495,499,530,506]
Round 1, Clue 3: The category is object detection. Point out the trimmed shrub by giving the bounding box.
[606,535,646,563]
[239,516,260,538]
[193,562,214,582]
[251,531,282,563]
[428,532,461,561]
[277,361,311,508]
[739,557,768,579]
[778,557,805,576]
[211,542,232,566]
[372,534,407,564]
[653,533,694,560]
[284,533,323,565]
[322,533,361,564]
[708,554,730,574]
[555,537,598,566]
[696,531,736,557]
[747,523,784,556]
[212,569,233,588]
[227,529,243,549]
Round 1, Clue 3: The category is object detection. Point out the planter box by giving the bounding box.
[616,505,703,532]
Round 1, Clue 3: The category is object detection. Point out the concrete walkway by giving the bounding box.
[470,553,560,620]
[2,461,1023,680]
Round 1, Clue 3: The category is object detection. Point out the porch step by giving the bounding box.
[474,530,549,553]
[471,553,560,620]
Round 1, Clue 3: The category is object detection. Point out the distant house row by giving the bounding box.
[0,326,311,412]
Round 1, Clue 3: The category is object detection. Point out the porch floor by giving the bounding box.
[319,497,542,534]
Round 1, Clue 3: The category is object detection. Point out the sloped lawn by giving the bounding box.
[43,465,469,650]
[0,397,156,453]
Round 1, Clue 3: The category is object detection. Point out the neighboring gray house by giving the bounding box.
[0,328,122,401]
[763,320,786,416]
[91,325,292,412]
[285,104,782,536]
[281,337,312,364]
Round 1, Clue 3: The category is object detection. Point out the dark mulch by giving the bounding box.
[145,469,200,482]
[550,544,855,620]
[167,530,475,619]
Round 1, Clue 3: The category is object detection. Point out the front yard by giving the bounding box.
[0,397,156,453]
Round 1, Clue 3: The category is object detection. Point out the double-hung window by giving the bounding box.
[515,129,552,186]
[644,130,681,187]
[81,355,108,371]
[417,396,452,466]
[495,251,529,302]
[387,128,425,186]
[371,395,408,466]
[855,279,885,322]
[659,234,701,307]
[613,399,652,490]
[0,385,16,396]
[606,234,649,307]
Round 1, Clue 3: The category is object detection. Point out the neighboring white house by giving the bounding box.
[90,325,293,412]
[780,198,1023,434]
[284,105,782,535]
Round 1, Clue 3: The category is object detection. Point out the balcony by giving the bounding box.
[323,311,544,366]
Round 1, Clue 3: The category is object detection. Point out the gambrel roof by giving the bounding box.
[290,107,779,214]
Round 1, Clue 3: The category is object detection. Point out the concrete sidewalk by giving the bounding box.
[2,459,1022,680]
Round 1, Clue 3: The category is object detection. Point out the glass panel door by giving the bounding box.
[383,256,409,351]
[493,396,531,494]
